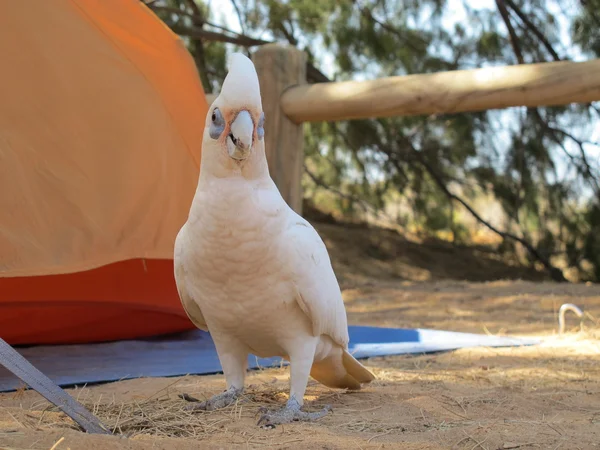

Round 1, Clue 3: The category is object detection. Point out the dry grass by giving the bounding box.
[1,327,599,449]
[1,238,599,449]
[85,382,334,440]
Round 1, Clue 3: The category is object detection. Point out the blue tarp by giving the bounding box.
[0,326,539,392]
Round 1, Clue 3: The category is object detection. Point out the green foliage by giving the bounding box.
[572,0,600,56]
[152,0,600,282]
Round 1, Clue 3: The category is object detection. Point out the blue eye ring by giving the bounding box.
[257,112,265,140]
[209,107,225,140]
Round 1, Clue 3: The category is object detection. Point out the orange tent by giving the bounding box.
[0,0,206,345]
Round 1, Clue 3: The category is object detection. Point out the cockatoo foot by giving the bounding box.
[257,397,331,428]
[183,386,242,411]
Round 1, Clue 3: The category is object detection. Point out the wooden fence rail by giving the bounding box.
[204,44,600,214]
[281,58,600,123]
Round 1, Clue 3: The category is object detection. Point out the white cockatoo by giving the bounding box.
[174,52,375,426]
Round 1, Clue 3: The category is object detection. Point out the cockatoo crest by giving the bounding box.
[219,53,262,112]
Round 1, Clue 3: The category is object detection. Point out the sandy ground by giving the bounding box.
[1,223,600,449]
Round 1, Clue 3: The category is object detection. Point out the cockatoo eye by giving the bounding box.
[257,112,265,140]
[209,107,225,139]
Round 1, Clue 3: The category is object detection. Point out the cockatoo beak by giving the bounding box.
[227,110,254,160]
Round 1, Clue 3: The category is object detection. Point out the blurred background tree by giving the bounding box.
[144,0,600,283]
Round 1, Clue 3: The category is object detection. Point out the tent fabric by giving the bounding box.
[0,0,206,344]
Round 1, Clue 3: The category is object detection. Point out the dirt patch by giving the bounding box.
[313,222,548,285]
[344,279,600,335]
[1,334,599,449]
[1,280,599,449]
[1,221,599,449]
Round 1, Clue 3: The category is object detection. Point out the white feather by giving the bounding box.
[219,53,262,110]
[281,213,350,348]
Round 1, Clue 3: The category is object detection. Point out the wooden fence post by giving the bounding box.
[252,44,307,215]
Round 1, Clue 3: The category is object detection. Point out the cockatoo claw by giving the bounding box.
[257,398,331,428]
[183,387,242,412]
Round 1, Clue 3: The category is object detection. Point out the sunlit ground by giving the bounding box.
[1,280,599,449]
[344,279,600,336]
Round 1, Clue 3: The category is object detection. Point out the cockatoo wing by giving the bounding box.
[282,216,350,348]
[174,228,209,332]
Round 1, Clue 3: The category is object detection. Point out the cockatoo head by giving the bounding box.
[201,52,266,177]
